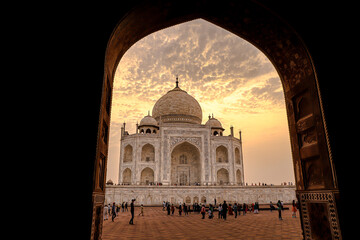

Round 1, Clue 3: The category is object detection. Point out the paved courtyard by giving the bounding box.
[102,206,302,239]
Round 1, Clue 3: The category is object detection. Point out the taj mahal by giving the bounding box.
[105,78,295,205]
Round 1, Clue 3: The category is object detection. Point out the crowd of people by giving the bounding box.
[103,199,299,224]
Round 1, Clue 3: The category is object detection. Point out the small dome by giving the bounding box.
[139,114,158,127]
[205,115,223,129]
[106,179,114,185]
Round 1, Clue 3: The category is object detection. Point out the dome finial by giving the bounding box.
[175,74,179,88]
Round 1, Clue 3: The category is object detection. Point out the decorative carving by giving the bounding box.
[299,191,341,240]
[296,114,314,133]
[302,129,317,146]
[170,137,202,151]
[303,159,324,188]
[293,91,313,120]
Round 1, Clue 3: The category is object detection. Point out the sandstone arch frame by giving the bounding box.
[90,0,342,239]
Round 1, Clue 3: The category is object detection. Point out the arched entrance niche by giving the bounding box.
[141,143,155,162]
[140,167,154,185]
[170,141,200,186]
[217,168,229,185]
[122,168,131,185]
[92,1,342,239]
[216,145,228,163]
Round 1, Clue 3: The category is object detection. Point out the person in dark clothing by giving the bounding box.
[179,204,182,216]
[129,199,135,224]
[222,201,228,220]
[233,203,238,218]
[183,203,188,215]
[277,200,282,220]
[111,202,116,222]
[167,203,171,215]
[171,204,175,215]
[125,202,128,211]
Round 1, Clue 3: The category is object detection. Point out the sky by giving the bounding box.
[107,19,295,185]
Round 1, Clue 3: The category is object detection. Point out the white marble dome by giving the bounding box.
[205,117,223,129]
[152,85,202,124]
[139,114,158,126]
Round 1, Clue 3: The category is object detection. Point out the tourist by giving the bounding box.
[233,203,238,218]
[108,204,111,216]
[228,204,233,215]
[104,204,108,221]
[270,201,275,212]
[222,201,228,220]
[163,201,166,211]
[183,203,188,216]
[237,203,242,216]
[125,202,128,211]
[218,204,222,219]
[138,204,144,216]
[111,202,116,222]
[171,204,175,215]
[129,199,135,224]
[167,203,171,215]
[208,204,214,219]
[116,203,120,216]
[292,200,297,218]
[201,205,206,219]
[243,203,247,215]
[254,202,259,214]
[179,204,182,216]
[121,202,124,212]
[277,200,282,220]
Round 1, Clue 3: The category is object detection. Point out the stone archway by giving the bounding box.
[122,168,132,185]
[170,141,200,186]
[141,143,155,162]
[92,1,342,238]
[140,167,154,185]
[217,168,229,185]
[216,145,228,163]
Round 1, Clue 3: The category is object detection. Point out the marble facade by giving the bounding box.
[105,185,296,205]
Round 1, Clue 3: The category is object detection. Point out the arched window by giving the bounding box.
[122,168,132,184]
[152,129,157,134]
[179,154,187,164]
[141,144,155,162]
[236,169,242,185]
[146,128,151,134]
[217,168,229,185]
[235,148,241,164]
[140,167,154,185]
[216,145,228,163]
[140,129,144,134]
[214,131,219,136]
[123,145,133,162]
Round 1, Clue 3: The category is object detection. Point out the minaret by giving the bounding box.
[230,125,234,137]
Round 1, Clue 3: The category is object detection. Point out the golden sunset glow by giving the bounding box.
[107,19,294,185]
